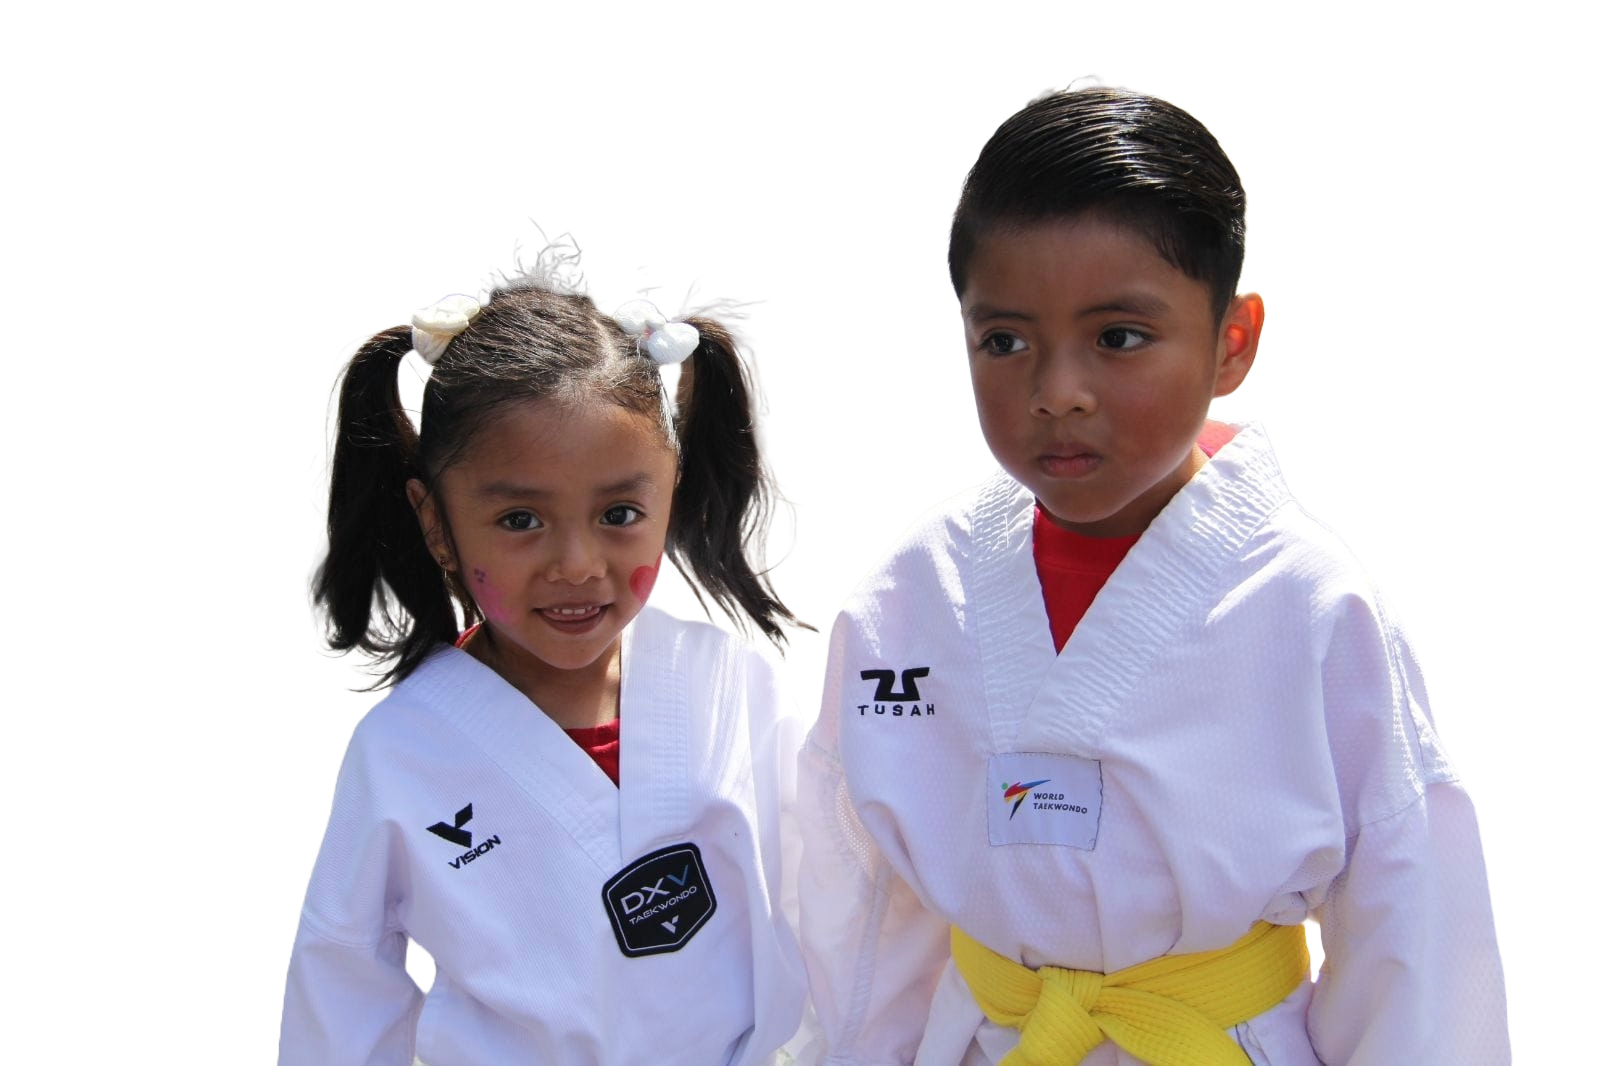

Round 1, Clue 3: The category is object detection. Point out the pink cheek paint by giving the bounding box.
[629,555,661,605]
[472,567,512,625]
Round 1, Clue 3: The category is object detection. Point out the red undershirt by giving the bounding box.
[455,624,622,785]
[1033,422,1237,652]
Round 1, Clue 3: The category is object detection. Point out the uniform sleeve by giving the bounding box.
[748,658,825,1066]
[1305,598,1509,1064]
[280,919,421,1064]
[796,617,951,1066]
[279,723,423,1066]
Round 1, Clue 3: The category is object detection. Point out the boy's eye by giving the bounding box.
[1099,327,1150,351]
[500,510,542,531]
[980,332,1028,356]
[601,505,644,527]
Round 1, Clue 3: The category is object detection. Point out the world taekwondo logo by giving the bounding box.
[1002,779,1050,819]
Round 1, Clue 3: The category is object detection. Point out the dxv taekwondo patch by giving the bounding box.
[602,842,718,957]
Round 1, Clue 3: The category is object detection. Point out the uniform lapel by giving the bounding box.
[415,645,624,871]
[616,607,693,860]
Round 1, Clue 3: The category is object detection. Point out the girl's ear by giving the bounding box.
[1213,293,1264,399]
[407,478,453,570]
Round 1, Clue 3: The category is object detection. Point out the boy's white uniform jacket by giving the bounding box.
[797,425,1508,1066]
[281,606,807,1065]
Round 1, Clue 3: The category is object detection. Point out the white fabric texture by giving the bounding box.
[796,424,1508,1066]
[281,606,807,1065]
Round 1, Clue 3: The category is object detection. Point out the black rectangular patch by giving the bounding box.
[601,842,717,958]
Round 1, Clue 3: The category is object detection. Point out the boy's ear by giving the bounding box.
[406,478,454,570]
[1213,293,1264,398]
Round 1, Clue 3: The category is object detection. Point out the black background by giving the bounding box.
[275,66,1496,1003]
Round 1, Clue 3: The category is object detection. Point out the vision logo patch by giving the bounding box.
[425,802,504,870]
[602,842,717,958]
[427,803,475,848]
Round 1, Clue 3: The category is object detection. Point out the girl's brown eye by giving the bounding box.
[501,511,540,531]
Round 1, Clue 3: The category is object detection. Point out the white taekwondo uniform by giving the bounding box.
[280,606,807,1065]
[797,425,1508,1065]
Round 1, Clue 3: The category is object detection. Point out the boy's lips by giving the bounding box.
[1038,443,1102,479]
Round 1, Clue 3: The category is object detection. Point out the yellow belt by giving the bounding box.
[950,921,1309,1066]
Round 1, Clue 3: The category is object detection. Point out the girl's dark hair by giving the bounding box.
[949,86,1247,322]
[314,281,801,687]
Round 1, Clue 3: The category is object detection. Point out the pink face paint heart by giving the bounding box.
[629,558,660,604]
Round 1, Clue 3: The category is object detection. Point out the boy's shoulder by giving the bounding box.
[842,475,1012,604]
[1154,424,1403,642]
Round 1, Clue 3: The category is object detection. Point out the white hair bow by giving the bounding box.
[613,300,699,365]
[411,294,482,365]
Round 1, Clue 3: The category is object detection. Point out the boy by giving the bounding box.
[796,87,1509,1065]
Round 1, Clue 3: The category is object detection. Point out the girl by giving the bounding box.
[279,261,808,1064]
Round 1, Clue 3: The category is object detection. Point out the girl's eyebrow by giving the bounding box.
[474,472,661,499]
[596,472,661,496]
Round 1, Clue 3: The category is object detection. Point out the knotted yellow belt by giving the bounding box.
[949,921,1309,1066]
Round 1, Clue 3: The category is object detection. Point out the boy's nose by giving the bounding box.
[1031,351,1095,417]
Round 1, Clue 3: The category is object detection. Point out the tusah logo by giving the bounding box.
[857,667,934,718]
[602,843,718,958]
[426,803,503,870]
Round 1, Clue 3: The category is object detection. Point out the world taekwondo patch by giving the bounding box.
[988,752,1103,849]
[602,842,717,958]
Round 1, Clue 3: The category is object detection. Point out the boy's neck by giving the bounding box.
[1197,419,1237,457]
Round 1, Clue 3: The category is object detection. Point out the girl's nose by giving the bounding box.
[546,532,606,584]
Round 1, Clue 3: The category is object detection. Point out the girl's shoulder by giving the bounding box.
[631,604,776,677]
[342,644,498,751]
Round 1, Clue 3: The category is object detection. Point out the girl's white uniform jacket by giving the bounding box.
[281,607,807,1065]
[797,425,1508,1065]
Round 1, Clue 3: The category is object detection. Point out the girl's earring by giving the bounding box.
[437,555,452,570]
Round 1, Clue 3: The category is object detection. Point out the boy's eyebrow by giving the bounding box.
[1076,294,1173,318]
[474,472,661,499]
[963,303,1034,323]
[964,294,1174,322]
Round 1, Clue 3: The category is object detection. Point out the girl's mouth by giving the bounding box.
[537,604,607,632]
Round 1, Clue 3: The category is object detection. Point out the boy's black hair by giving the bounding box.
[949,86,1247,322]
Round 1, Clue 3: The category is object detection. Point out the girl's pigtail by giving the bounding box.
[314,326,458,685]
[667,320,805,645]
